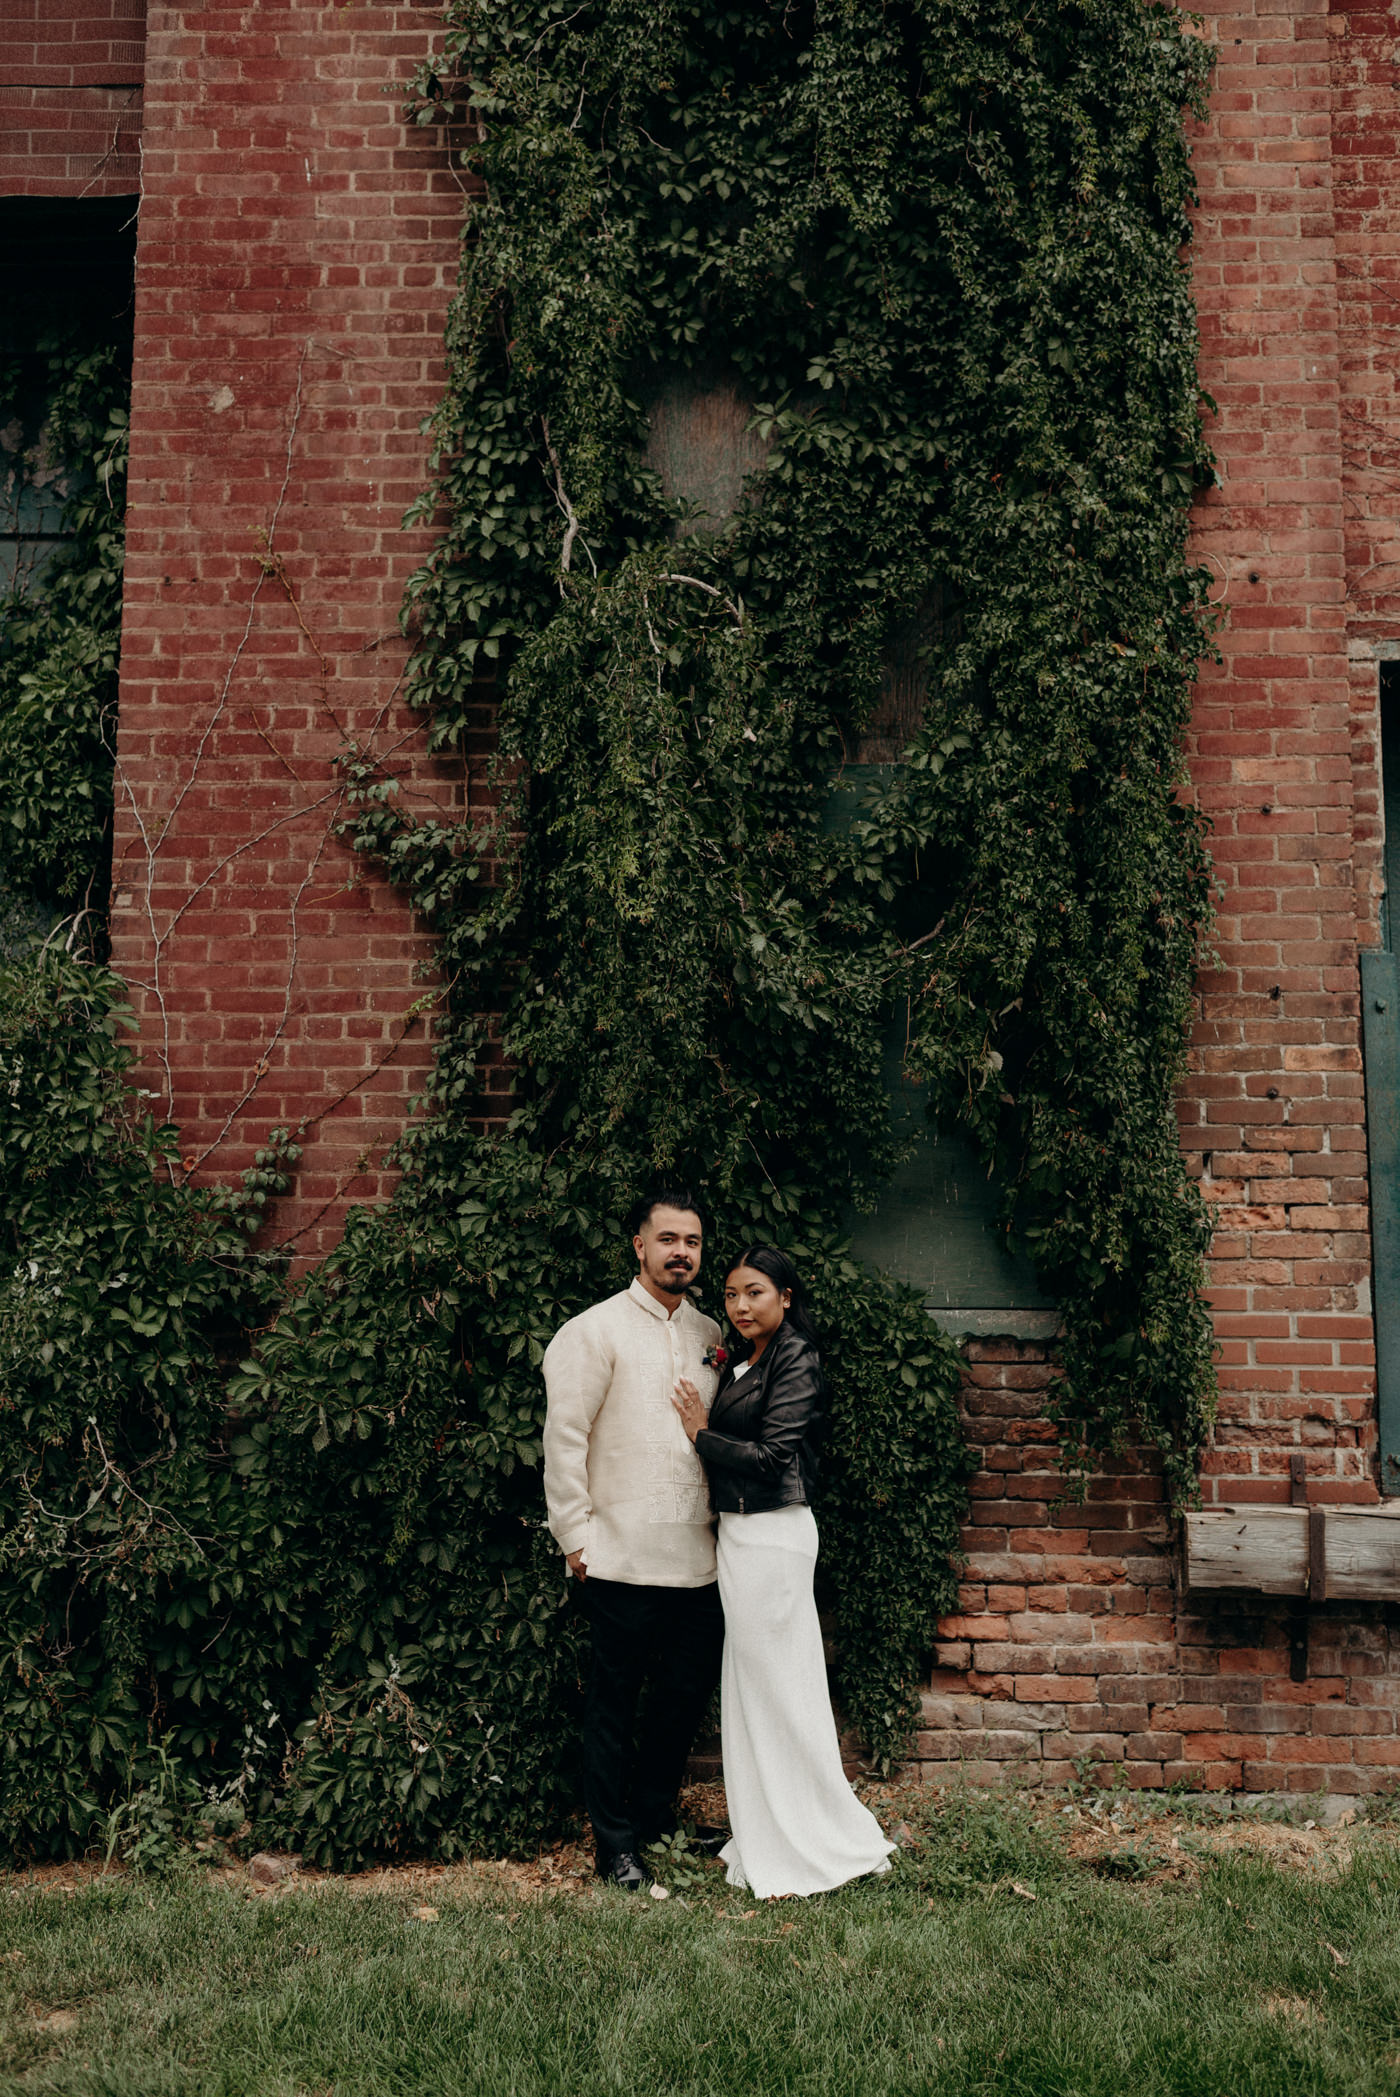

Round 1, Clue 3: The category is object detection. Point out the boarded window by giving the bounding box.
[1362,662,1400,1489]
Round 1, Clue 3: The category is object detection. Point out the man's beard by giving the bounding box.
[656,1259,694,1294]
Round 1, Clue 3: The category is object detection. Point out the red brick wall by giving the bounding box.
[923,1342,1400,1797]
[912,0,1400,1800]
[49,0,1400,1781]
[0,1,145,196]
[1186,0,1373,1510]
[106,1,482,1256]
[1334,4,1400,930]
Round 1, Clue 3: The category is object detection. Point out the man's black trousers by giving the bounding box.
[580,1575,723,1862]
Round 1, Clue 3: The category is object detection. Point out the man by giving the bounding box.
[543,1188,725,1888]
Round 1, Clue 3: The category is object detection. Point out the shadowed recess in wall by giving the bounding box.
[0,196,134,953]
[642,369,772,536]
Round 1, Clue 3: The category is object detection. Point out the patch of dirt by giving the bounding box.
[1057,1809,1377,1885]
[3,1864,109,1896]
[1063,1829,1196,1885]
[324,1840,597,1906]
[1190,1822,1353,1876]
[870,1779,1393,1890]
[1264,1993,1323,2027]
[318,1781,734,1904]
[28,2008,78,2034]
[0,1780,1387,1902]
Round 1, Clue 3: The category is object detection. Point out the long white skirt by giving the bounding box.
[716,1505,894,1899]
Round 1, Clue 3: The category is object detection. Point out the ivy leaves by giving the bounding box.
[378,0,1219,1759]
[406,0,1217,1466]
[0,342,129,916]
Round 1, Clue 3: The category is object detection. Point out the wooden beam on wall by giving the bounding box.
[1183,1506,1400,1600]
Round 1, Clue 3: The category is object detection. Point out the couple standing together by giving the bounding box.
[542,1189,893,1899]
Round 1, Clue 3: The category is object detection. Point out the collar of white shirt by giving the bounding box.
[628,1276,683,1322]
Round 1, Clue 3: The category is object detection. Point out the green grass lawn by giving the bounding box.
[2,1789,1400,2095]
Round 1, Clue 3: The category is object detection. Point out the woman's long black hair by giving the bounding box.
[723,1244,822,1350]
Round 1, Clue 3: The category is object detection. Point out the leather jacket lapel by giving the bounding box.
[709,1327,782,1430]
[694,1321,821,1517]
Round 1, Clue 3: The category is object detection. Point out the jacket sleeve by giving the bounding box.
[541,1313,613,1559]
[694,1343,821,1484]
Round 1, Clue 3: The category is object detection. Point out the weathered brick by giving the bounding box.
[101,2,461,1257]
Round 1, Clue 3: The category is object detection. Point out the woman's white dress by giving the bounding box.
[715,1365,893,1898]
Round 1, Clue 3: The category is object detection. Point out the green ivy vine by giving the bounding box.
[387,0,1219,1500]
[0,332,129,946]
[0,0,1218,1867]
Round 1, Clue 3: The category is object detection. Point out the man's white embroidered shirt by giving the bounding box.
[542,1280,721,1587]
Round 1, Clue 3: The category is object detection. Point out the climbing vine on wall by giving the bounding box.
[0,335,129,944]
[336,0,1222,1804]
[0,0,1219,1867]
[387,0,1220,1500]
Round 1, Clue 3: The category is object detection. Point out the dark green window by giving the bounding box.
[828,762,1051,1335]
[648,372,1053,1333]
[1362,663,1400,1491]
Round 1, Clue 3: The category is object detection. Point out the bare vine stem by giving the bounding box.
[541,417,597,579]
[660,572,745,625]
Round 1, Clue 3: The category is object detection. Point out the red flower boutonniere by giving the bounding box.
[702,1343,728,1371]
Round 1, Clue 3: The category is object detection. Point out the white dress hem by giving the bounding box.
[716,1505,894,1902]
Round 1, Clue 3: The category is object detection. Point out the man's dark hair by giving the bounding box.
[626,1186,707,1237]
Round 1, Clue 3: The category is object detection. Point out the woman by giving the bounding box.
[672,1246,894,1899]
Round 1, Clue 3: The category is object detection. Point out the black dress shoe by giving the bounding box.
[596,1849,651,1890]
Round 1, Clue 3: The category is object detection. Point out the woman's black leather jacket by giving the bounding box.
[694,1320,823,1515]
